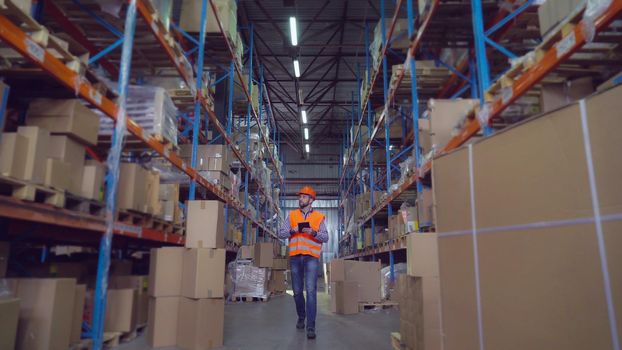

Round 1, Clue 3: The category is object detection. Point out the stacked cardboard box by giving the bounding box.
[388,214,406,239]
[147,246,226,349]
[180,0,237,40]
[433,85,622,349]
[108,275,149,328]
[330,281,359,315]
[537,0,584,36]
[540,76,594,113]
[329,259,382,311]
[81,160,105,201]
[355,191,371,219]
[179,144,232,190]
[186,200,226,248]
[420,99,478,157]
[117,163,148,213]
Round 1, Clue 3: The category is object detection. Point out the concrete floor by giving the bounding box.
[118,290,399,350]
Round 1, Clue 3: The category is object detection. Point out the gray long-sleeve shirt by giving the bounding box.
[278,209,329,243]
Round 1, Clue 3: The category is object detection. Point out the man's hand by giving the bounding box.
[290,227,297,235]
[301,227,317,236]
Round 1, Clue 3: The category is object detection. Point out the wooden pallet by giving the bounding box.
[102,332,121,348]
[69,338,93,350]
[65,193,105,217]
[359,300,399,312]
[390,332,411,350]
[232,295,270,303]
[0,175,65,207]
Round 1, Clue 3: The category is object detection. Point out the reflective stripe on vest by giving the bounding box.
[288,209,325,258]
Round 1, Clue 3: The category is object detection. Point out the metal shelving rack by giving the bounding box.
[0,0,284,347]
[338,0,622,261]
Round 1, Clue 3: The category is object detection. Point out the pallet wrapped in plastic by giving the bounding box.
[97,85,178,146]
[228,260,270,299]
[380,262,407,300]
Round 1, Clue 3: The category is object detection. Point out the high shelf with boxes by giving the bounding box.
[338,0,622,261]
[0,0,285,348]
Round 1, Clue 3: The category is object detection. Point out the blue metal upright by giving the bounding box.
[471,0,493,136]
[0,83,10,144]
[381,0,392,195]
[92,1,136,349]
[189,0,209,199]
[242,24,254,245]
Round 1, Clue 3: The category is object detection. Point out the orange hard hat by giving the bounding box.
[298,186,317,199]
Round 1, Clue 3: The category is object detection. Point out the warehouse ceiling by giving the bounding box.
[238,0,397,152]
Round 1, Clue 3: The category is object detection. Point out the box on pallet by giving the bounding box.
[148,247,184,297]
[186,200,225,248]
[180,0,237,39]
[105,288,137,333]
[254,242,274,268]
[44,158,71,191]
[396,274,442,350]
[147,296,180,348]
[118,163,147,212]
[406,233,439,277]
[16,126,49,184]
[269,270,287,293]
[434,85,622,350]
[0,133,28,179]
[81,160,105,200]
[26,98,100,146]
[329,260,381,303]
[108,275,149,325]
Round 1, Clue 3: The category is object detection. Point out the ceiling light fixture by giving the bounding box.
[293,59,301,78]
[305,144,310,153]
[289,17,298,46]
[304,127,309,140]
[301,110,307,124]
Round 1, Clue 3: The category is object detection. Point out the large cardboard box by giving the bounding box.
[238,245,254,260]
[537,0,584,36]
[147,296,180,348]
[180,0,237,38]
[0,133,28,179]
[13,278,77,350]
[186,200,225,248]
[417,186,435,227]
[108,275,149,325]
[17,126,50,184]
[406,233,439,277]
[148,247,184,297]
[269,270,287,293]
[177,297,225,350]
[426,99,478,154]
[254,242,274,268]
[0,297,19,350]
[181,248,226,299]
[144,170,160,214]
[26,98,100,146]
[433,85,622,350]
[397,275,443,350]
[48,135,85,194]
[540,77,594,113]
[329,260,381,302]
[104,288,136,333]
[44,158,71,190]
[0,241,9,277]
[70,284,86,344]
[81,162,105,200]
[330,281,359,315]
[118,163,148,212]
[272,257,288,270]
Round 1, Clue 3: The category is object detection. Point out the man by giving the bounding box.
[278,186,329,340]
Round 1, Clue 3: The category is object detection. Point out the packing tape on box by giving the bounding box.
[579,98,620,350]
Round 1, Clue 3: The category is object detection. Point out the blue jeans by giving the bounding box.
[290,254,319,329]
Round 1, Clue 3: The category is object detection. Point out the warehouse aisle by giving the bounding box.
[119,289,399,350]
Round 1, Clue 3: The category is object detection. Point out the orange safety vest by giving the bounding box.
[288,209,325,258]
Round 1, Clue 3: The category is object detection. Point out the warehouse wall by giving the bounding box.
[282,199,339,263]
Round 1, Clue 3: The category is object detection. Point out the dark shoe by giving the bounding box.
[307,328,316,339]
[296,319,305,330]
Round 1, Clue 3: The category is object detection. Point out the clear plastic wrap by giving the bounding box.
[400,202,418,233]
[228,260,271,299]
[381,263,407,300]
[583,0,611,42]
[0,278,16,298]
[477,102,493,128]
[97,85,178,146]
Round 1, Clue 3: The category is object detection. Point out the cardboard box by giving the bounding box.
[397,275,442,350]
[537,0,584,36]
[48,135,85,194]
[177,297,225,350]
[426,99,478,154]
[329,260,381,302]
[254,242,274,268]
[180,0,237,38]
[13,278,76,350]
[181,248,226,299]
[0,133,28,179]
[70,285,86,343]
[108,275,148,292]
[44,158,71,190]
[148,247,184,297]
[117,163,148,212]
[17,126,50,184]
[272,257,288,270]
[179,143,231,172]
[144,170,160,214]
[330,281,359,315]
[104,288,136,333]
[238,245,254,260]
[147,296,180,347]
[434,85,622,350]
[269,270,287,293]
[81,162,105,200]
[406,233,439,277]
[540,77,594,113]
[0,297,19,350]
[186,200,225,248]
[26,98,100,146]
